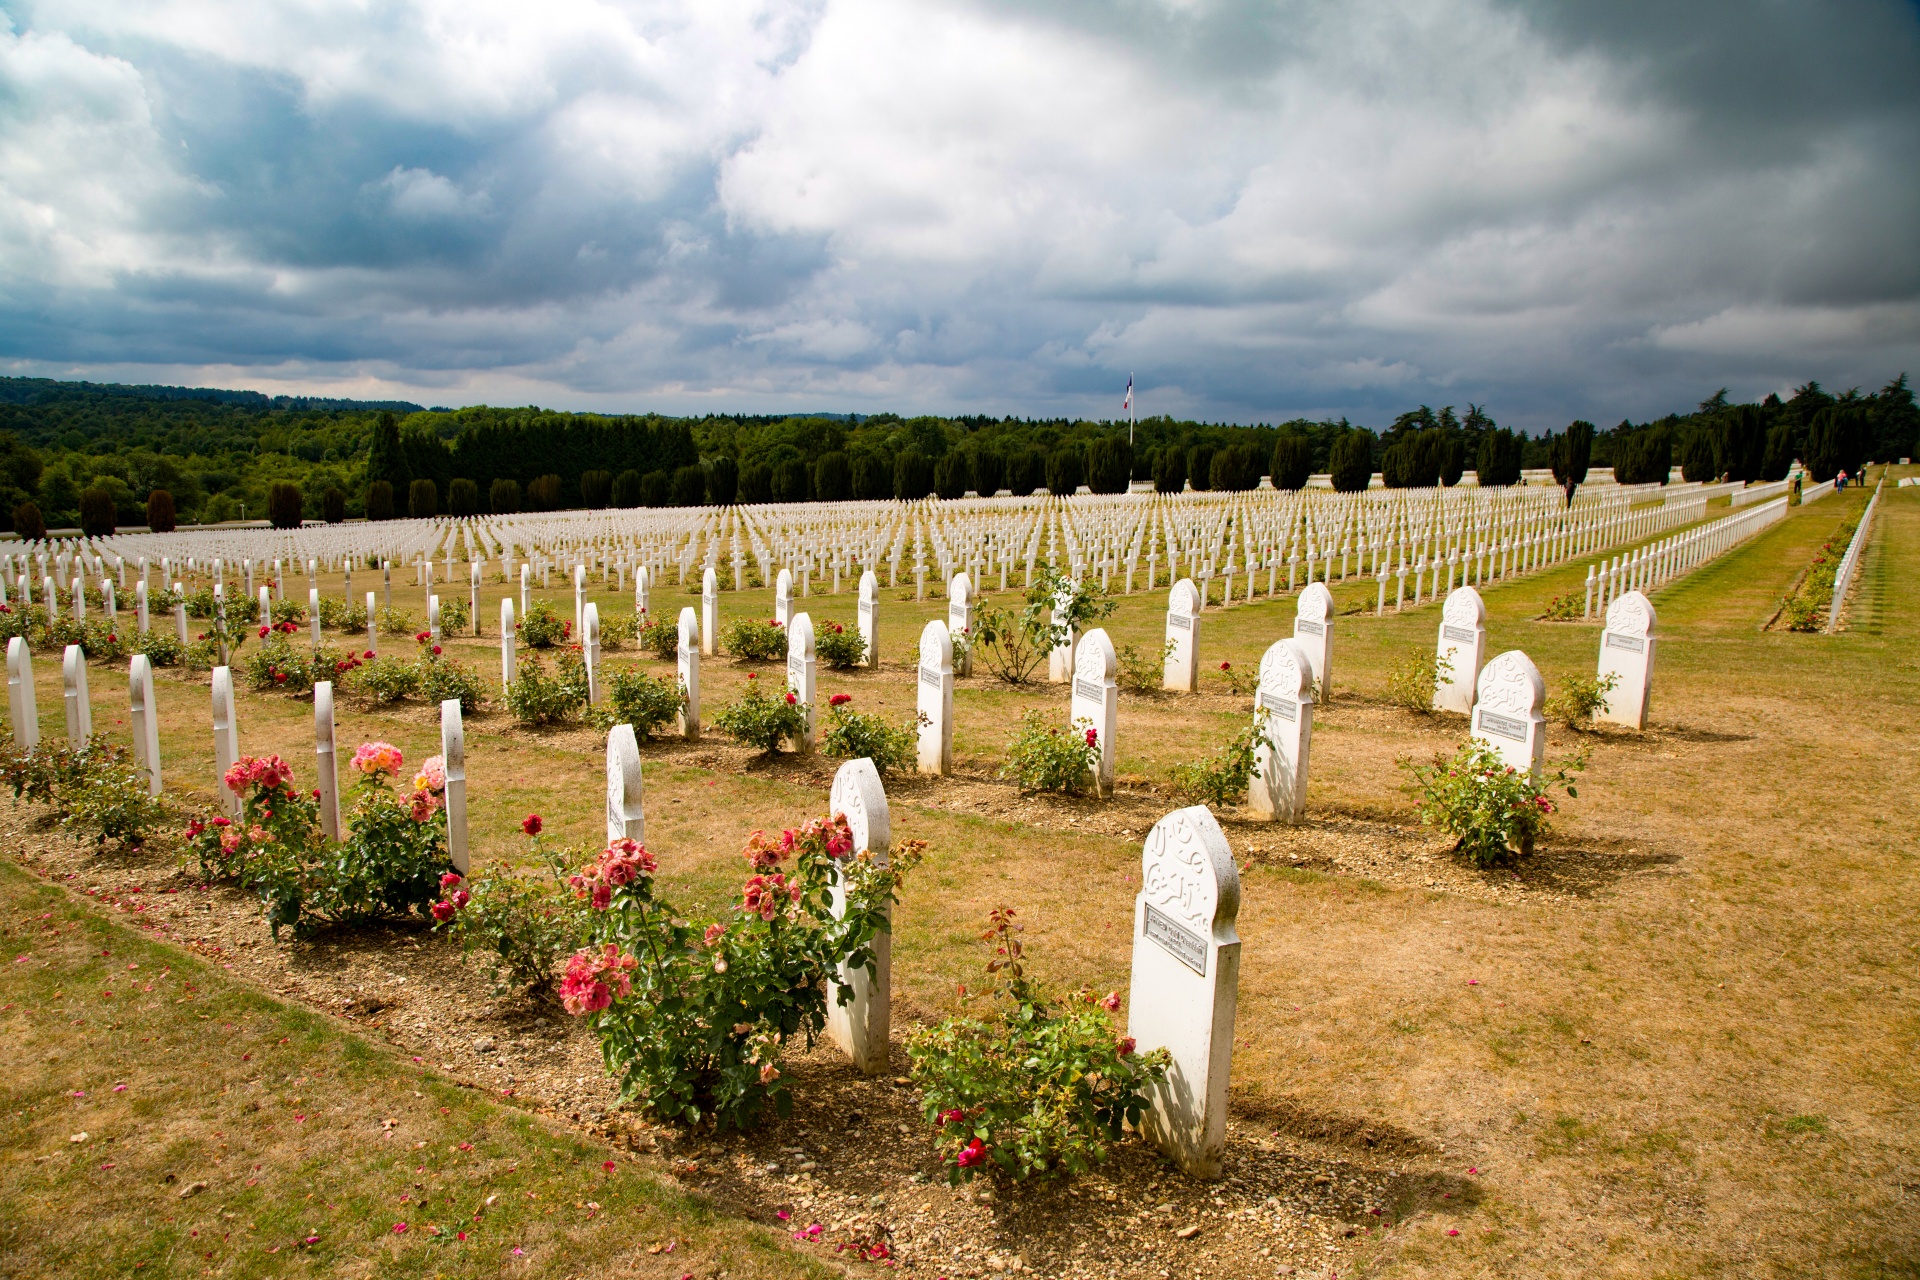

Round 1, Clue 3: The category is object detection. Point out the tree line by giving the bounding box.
[0,373,1913,533]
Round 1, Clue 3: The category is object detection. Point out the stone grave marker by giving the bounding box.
[309,587,322,647]
[211,666,240,817]
[365,591,377,650]
[916,619,953,775]
[1163,578,1202,692]
[1471,650,1547,779]
[315,680,341,840]
[429,594,441,642]
[702,566,719,657]
[1433,586,1486,715]
[606,723,645,844]
[1292,581,1334,692]
[441,699,469,874]
[1047,579,1078,682]
[61,644,91,747]
[827,757,891,1075]
[128,655,161,796]
[775,567,793,627]
[1248,638,1314,822]
[135,579,150,635]
[786,611,816,752]
[676,606,701,739]
[1127,804,1241,1179]
[173,592,189,646]
[947,572,973,676]
[857,569,880,669]
[635,563,650,615]
[582,602,602,705]
[1597,589,1657,730]
[500,598,517,684]
[573,564,586,636]
[1071,627,1118,797]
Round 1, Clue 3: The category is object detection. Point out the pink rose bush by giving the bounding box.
[563,809,920,1130]
[186,741,453,939]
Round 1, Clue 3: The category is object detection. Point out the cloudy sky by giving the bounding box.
[1,0,1917,430]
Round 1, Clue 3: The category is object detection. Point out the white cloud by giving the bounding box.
[0,0,1914,426]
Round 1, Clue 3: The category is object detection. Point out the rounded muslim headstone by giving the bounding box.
[1163,579,1202,692]
[1471,650,1547,779]
[1072,627,1119,797]
[1434,586,1487,715]
[1293,581,1334,692]
[916,619,954,775]
[827,757,892,1075]
[1249,637,1314,823]
[1597,590,1657,729]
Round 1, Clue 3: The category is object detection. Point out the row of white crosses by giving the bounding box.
[1580,495,1791,619]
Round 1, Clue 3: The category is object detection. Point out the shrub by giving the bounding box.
[1171,716,1268,807]
[78,486,116,536]
[435,822,586,998]
[419,653,489,712]
[975,571,1115,685]
[490,477,521,514]
[317,595,368,633]
[605,668,685,740]
[580,470,613,509]
[0,738,169,848]
[435,594,471,634]
[145,489,177,533]
[241,631,323,693]
[268,482,303,529]
[567,814,920,1128]
[672,466,706,506]
[1115,642,1169,694]
[599,610,639,647]
[1270,434,1313,490]
[13,501,45,541]
[323,487,346,523]
[504,652,588,726]
[377,606,416,636]
[999,709,1099,794]
[130,628,184,667]
[1540,591,1583,621]
[813,619,866,669]
[345,653,422,704]
[267,596,305,627]
[636,612,678,658]
[611,469,642,508]
[820,695,918,774]
[1384,649,1449,714]
[78,618,127,663]
[408,478,438,518]
[714,676,808,754]
[1404,741,1581,867]
[366,480,395,521]
[518,600,569,648]
[723,617,786,662]
[185,747,453,938]
[527,474,563,510]
[1779,520,1857,632]
[1544,672,1618,729]
[908,909,1167,1183]
[641,470,673,507]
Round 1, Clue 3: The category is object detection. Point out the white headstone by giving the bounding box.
[1047,580,1078,682]
[606,723,645,844]
[1071,627,1118,797]
[1597,590,1656,730]
[314,680,341,841]
[774,567,793,628]
[1292,582,1334,693]
[582,602,602,705]
[635,563,650,615]
[573,564,586,638]
[1433,586,1487,715]
[5,637,34,749]
[786,611,816,752]
[1163,579,1202,692]
[500,597,517,685]
[1471,650,1547,780]
[702,566,719,657]
[366,591,378,650]
[916,619,953,775]
[857,569,880,669]
[1248,638,1314,822]
[428,594,441,642]
[440,699,468,875]
[61,644,91,747]
[128,655,161,795]
[1128,804,1241,1180]
[309,587,322,647]
[947,572,973,677]
[827,757,891,1075]
[676,606,701,739]
[211,666,240,817]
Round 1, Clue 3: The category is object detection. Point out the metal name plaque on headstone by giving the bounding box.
[1479,710,1526,742]
[1296,620,1324,636]
[1258,691,1298,722]
[1442,624,1477,643]
[1074,677,1102,701]
[1604,632,1645,653]
[788,657,803,684]
[919,665,941,689]
[1143,904,1208,976]
[859,601,873,621]
[1169,613,1191,630]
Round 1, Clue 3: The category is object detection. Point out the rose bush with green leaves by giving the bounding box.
[714,676,809,754]
[998,709,1099,794]
[1404,740,1581,867]
[819,694,917,774]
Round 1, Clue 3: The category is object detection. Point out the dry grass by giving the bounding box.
[5,469,1919,1278]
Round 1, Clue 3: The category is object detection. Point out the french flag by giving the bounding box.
[1122,375,1133,413]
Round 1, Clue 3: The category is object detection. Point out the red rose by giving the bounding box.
[522,814,543,836]
[829,693,851,707]
[785,691,796,704]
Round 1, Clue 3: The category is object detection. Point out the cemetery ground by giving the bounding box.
[5,475,1918,1278]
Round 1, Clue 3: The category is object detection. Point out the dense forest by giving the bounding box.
[0,372,1912,532]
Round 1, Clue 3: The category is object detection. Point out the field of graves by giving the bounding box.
[3,471,1916,1280]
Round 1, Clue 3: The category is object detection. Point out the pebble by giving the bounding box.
[472,1036,495,1053]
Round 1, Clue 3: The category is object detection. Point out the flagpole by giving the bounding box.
[1129,373,1135,447]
